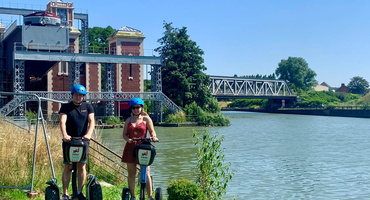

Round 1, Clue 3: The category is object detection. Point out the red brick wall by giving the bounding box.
[118,41,141,91]
[50,62,69,114]
[121,42,140,56]
[110,42,117,55]
[120,63,140,92]
[88,63,99,92]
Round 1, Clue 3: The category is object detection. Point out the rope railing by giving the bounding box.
[88,137,141,184]
[88,138,127,184]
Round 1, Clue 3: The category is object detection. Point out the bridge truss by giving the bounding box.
[209,76,295,99]
[0,92,181,123]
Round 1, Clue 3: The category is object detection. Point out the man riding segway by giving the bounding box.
[59,84,95,200]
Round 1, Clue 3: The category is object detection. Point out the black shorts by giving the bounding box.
[62,140,90,164]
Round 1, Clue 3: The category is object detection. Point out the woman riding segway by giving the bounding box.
[121,97,160,200]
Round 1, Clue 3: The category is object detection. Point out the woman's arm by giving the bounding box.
[145,116,159,142]
[122,118,133,143]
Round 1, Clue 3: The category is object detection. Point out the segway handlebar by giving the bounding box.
[132,137,159,143]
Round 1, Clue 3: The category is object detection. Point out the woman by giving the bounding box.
[122,97,159,200]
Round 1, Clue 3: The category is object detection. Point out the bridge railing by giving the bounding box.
[0,91,182,117]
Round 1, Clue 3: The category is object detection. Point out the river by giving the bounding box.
[100,111,370,199]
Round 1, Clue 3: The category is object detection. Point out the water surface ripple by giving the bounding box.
[102,112,370,199]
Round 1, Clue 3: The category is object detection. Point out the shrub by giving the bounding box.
[167,179,204,200]
[198,111,230,126]
[193,130,233,199]
[204,97,220,113]
[183,102,200,116]
[228,99,268,109]
[105,116,121,125]
[25,110,37,124]
[165,111,186,123]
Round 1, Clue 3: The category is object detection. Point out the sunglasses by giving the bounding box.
[131,106,142,110]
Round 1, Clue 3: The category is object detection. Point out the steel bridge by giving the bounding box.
[209,76,296,100]
[0,92,181,123]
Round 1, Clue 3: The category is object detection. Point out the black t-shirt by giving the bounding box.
[59,102,94,137]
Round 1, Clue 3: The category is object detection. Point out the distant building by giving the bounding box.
[336,83,350,93]
[313,82,330,92]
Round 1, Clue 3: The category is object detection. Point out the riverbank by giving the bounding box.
[222,107,370,118]
[155,122,199,127]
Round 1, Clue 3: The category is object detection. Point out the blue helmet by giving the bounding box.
[71,84,87,95]
[130,97,144,107]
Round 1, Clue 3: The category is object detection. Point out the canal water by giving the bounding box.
[100,111,370,199]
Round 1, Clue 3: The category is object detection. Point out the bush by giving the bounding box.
[183,102,200,116]
[25,110,37,124]
[204,97,220,113]
[105,116,122,125]
[198,110,230,126]
[165,111,187,123]
[228,99,268,109]
[167,179,204,200]
[193,130,233,199]
[296,91,340,107]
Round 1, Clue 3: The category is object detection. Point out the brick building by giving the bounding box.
[0,1,160,118]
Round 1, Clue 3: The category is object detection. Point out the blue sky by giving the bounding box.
[2,0,370,87]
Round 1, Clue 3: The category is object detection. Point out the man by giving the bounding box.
[59,84,95,200]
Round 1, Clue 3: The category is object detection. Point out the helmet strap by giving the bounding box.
[132,111,142,117]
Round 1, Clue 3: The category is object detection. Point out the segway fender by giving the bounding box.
[86,174,103,200]
[45,180,59,190]
[45,179,60,200]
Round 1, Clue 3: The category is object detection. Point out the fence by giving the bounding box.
[0,92,130,197]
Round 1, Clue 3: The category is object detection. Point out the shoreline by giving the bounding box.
[222,108,370,118]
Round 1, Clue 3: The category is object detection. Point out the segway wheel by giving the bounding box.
[155,187,163,200]
[45,186,59,200]
[89,183,103,200]
[122,187,131,200]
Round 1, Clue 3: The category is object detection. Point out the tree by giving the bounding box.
[86,26,115,91]
[239,74,276,79]
[348,76,369,96]
[155,22,211,109]
[87,26,115,53]
[275,57,317,92]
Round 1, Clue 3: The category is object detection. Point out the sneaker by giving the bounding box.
[61,194,69,200]
[77,193,87,200]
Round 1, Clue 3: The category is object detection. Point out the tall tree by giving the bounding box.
[275,57,317,92]
[348,76,369,96]
[86,26,115,91]
[155,22,211,109]
[87,26,115,54]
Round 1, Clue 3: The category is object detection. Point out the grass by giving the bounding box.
[0,119,128,199]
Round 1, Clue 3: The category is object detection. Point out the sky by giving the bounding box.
[2,0,370,87]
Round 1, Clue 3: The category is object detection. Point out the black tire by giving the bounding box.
[89,183,103,200]
[122,187,131,200]
[155,187,163,200]
[45,186,59,200]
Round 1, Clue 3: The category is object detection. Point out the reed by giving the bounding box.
[0,120,128,199]
[0,120,64,191]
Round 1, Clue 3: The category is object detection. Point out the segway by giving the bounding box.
[64,137,103,200]
[122,138,162,200]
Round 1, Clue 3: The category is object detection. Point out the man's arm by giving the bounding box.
[60,113,71,141]
[83,112,95,140]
